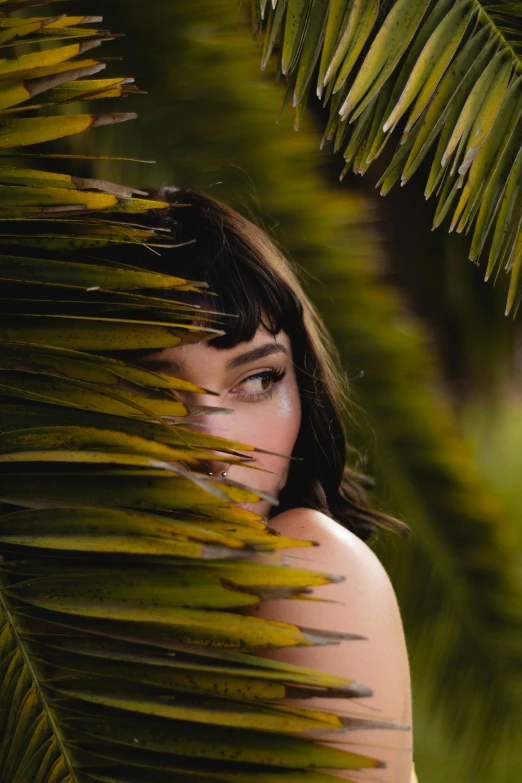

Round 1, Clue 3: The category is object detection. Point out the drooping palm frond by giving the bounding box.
[0,4,398,782]
[254,0,522,315]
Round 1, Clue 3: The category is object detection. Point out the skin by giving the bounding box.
[141,325,414,783]
[140,325,302,514]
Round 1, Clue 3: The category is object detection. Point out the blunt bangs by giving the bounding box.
[149,188,303,349]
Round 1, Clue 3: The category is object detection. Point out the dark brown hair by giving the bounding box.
[139,187,408,541]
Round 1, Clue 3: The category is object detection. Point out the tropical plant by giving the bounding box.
[67,2,522,775]
[0,4,401,782]
[253,0,522,316]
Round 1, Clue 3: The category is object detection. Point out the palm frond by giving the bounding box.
[0,3,399,781]
[255,0,522,315]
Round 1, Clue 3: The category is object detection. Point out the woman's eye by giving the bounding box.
[233,368,286,398]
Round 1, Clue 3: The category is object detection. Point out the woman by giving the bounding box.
[135,187,416,782]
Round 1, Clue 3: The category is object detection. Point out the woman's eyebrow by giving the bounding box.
[226,343,287,370]
[137,343,287,374]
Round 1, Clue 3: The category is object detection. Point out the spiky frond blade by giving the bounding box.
[259,0,522,314]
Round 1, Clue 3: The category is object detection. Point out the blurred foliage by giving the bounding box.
[463,395,522,540]
[61,0,522,780]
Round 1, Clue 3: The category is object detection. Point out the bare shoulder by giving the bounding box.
[261,507,413,782]
[265,508,408,675]
[268,507,396,600]
[269,506,376,555]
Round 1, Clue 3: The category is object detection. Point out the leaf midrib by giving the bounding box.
[475,0,522,71]
[0,577,76,782]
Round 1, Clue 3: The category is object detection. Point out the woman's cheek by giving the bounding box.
[237,383,300,453]
[232,384,301,493]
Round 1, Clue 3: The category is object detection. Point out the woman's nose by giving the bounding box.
[184,414,233,478]
[206,457,230,478]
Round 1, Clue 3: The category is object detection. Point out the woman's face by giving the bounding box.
[140,325,302,517]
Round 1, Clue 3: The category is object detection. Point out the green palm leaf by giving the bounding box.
[0,4,400,781]
[255,0,522,314]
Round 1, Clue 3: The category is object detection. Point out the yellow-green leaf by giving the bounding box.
[340,0,428,121]
[330,0,379,95]
[458,56,512,176]
[282,0,308,75]
[383,0,472,133]
[316,0,345,97]
[0,113,136,149]
[0,315,219,351]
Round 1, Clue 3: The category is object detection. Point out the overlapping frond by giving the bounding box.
[0,4,396,782]
[254,0,522,315]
